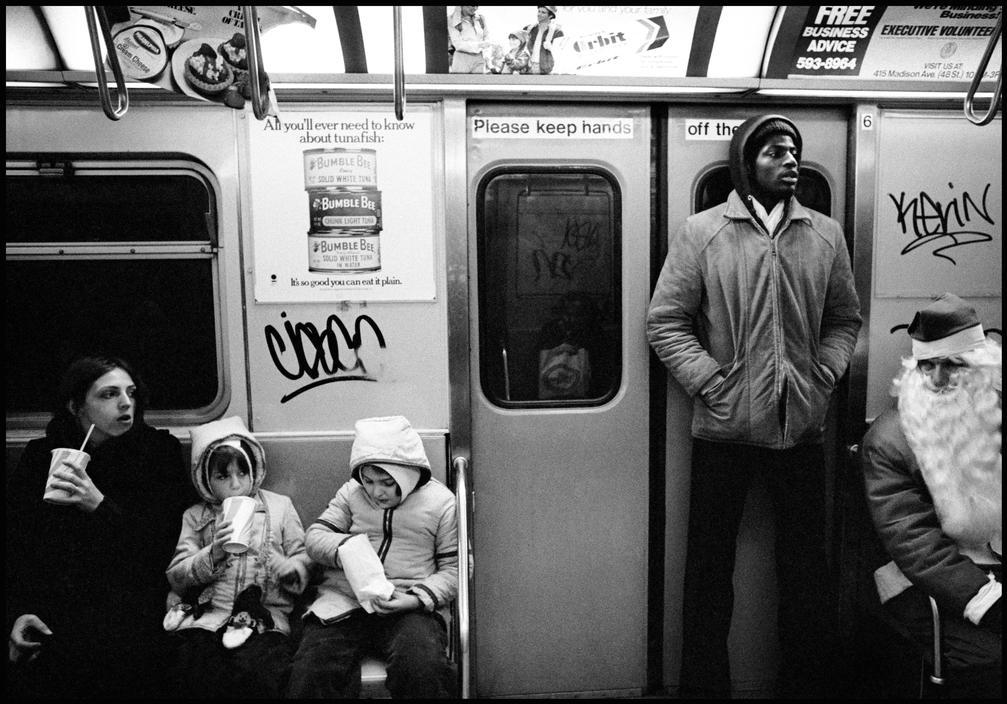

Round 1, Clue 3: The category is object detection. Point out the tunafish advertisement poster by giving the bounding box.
[246,108,437,302]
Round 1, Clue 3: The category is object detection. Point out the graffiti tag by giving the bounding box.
[529,216,603,282]
[888,182,994,264]
[264,312,386,403]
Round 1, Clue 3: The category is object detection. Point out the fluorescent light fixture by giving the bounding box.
[271,83,747,95]
[759,88,997,99]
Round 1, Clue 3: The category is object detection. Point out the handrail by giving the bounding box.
[964,14,1002,126]
[501,342,511,401]
[392,6,406,120]
[927,596,944,686]
[84,6,128,120]
[242,6,271,120]
[452,455,472,699]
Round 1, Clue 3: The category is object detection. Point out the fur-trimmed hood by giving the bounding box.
[189,416,266,504]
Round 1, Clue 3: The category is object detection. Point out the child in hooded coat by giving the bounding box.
[286,415,459,699]
[164,416,312,699]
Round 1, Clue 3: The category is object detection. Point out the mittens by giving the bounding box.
[218,584,275,649]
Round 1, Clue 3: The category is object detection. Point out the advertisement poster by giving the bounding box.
[248,108,436,302]
[107,6,315,112]
[451,5,702,77]
[768,5,1002,80]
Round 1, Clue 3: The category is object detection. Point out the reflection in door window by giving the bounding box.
[477,170,621,406]
[694,165,832,216]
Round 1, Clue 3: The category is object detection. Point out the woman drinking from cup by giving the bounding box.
[6,355,194,697]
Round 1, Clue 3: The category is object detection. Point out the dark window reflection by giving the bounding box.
[478,170,622,406]
[694,165,832,216]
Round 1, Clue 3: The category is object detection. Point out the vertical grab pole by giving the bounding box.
[452,456,472,698]
[964,14,1002,126]
[927,596,945,686]
[84,6,129,120]
[393,6,406,120]
[242,6,272,120]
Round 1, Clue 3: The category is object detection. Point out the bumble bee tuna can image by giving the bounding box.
[303,148,382,273]
[308,188,382,231]
[307,230,381,273]
[303,148,378,189]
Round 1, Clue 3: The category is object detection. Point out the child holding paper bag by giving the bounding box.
[287,416,458,699]
[164,416,312,699]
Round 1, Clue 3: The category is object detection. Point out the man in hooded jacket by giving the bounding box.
[647,114,861,697]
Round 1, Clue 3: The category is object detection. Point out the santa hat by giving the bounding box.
[908,292,986,360]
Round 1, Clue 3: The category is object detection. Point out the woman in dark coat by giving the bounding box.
[6,355,195,698]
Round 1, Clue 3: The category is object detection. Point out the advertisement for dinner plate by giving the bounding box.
[107,6,315,113]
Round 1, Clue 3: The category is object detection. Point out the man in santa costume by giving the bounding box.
[862,292,1001,698]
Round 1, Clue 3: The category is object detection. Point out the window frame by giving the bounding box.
[693,161,834,216]
[475,164,624,409]
[5,155,229,430]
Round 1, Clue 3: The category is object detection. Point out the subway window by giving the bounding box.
[5,157,225,426]
[477,169,622,407]
[695,164,832,215]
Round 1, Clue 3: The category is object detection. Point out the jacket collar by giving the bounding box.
[724,190,811,226]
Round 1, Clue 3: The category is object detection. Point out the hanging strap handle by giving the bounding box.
[964,14,1002,126]
[242,6,271,120]
[84,5,128,120]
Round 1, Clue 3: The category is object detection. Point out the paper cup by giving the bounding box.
[43,448,90,503]
[221,495,256,554]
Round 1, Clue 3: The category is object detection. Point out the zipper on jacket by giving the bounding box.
[377,508,394,561]
[769,239,786,443]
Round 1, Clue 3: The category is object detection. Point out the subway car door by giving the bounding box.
[662,107,849,696]
[465,104,652,697]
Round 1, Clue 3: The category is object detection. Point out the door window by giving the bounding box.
[477,169,622,406]
[694,165,832,215]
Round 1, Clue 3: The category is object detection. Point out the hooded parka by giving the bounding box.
[303,416,458,625]
[166,416,311,635]
[647,114,861,448]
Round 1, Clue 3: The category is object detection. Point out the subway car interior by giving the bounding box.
[5,5,1002,699]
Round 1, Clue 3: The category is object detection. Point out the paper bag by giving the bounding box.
[539,343,591,399]
[339,533,395,613]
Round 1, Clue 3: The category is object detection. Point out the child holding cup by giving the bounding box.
[164,416,312,699]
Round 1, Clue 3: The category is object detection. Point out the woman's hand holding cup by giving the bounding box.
[45,456,104,513]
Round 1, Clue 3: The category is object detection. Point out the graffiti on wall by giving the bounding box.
[264,311,386,403]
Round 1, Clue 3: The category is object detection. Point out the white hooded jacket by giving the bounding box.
[304,416,458,624]
[166,416,312,635]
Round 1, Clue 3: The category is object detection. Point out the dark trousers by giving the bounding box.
[884,564,1001,699]
[286,611,455,699]
[6,624,173,699]
[679,439,837,699]
[169,628,293,699]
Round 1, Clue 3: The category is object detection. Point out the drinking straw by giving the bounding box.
[79,423,95,452]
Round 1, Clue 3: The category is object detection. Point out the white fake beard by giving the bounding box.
[896,359,1001,547]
